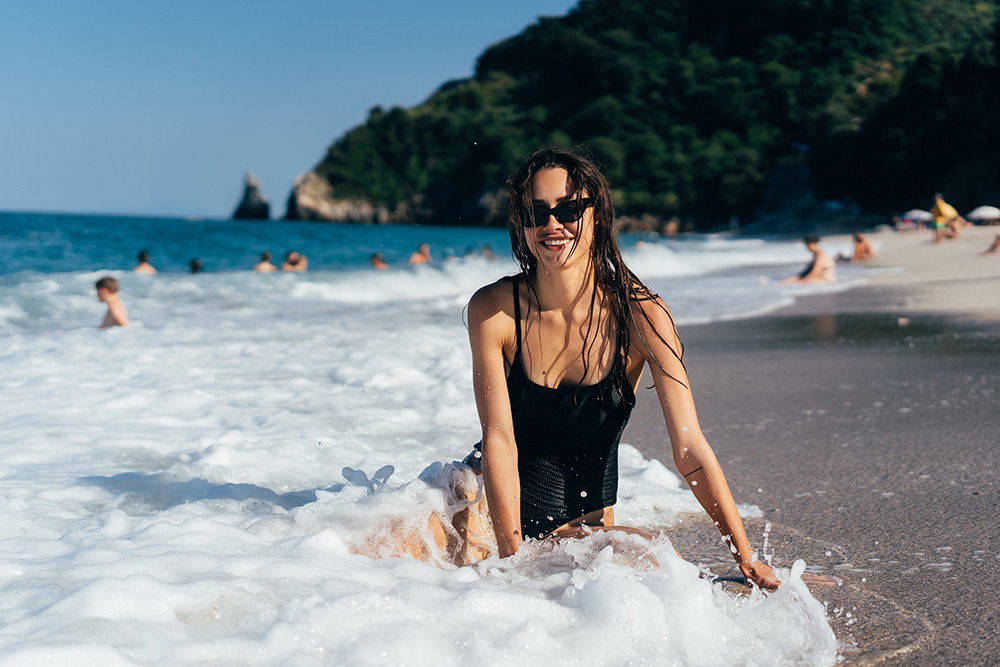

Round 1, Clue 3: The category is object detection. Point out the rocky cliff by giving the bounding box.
[285,171,409,223]
[231,173,271,220]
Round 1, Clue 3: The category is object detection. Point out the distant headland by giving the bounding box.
[233,0,1000,232]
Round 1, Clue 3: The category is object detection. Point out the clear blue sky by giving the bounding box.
[0,0,577,217]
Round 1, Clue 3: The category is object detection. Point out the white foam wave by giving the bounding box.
[0,232,847,663]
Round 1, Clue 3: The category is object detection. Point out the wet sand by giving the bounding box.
[624,227,1000,664]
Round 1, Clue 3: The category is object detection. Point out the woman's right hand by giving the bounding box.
[739,561,781,591]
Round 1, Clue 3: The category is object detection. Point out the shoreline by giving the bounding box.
[624,225,1000,664]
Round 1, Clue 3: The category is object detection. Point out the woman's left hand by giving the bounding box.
[739,561,781,591]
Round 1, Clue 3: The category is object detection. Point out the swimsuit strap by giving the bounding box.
[512,275,523,355]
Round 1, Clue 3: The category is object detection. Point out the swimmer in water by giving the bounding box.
[370,252,388,270]
[443,147,781,588]
[189,258,203,274]
[781,235,836,284]
[95,276,128,328]
[408,243,431,265]
[282,250,308,272]
[254,251,277,273]
[134,250,156,275]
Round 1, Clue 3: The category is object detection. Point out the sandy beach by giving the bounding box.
[625,225,1000,664]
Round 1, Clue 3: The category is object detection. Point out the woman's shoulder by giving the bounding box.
[468,274,520,323]
[470,274,520,304]
[627,283,669,313]
[626,287,681,349]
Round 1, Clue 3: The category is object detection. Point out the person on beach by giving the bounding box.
[409,243,431,265]
[984,234,1000,255]
[253,252,277,273]
[781,236,836,284]
[282,250,308,272]
[370,252,389,270]
[95,276,128,328]
[134,250,156,275]
[837,233,875,262]
[189,258,203,274]
[436,147,779,588]
[931,193,961,243]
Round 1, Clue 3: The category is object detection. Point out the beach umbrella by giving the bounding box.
[901,209,933,222]
[967,205,1000,221]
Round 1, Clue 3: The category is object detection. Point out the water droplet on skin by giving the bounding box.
[682,426,689,432]
[682,447,688,453]
[690,480,698,486]
[580,491,587,498]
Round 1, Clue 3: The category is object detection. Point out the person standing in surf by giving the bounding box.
[463,147,779,589]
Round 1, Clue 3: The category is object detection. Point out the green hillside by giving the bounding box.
[306,0,998,228]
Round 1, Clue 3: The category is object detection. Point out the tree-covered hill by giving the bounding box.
[300,0,998,228]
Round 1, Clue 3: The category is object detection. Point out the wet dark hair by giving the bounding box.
[803,235,820,245]
[260,251,272,262]
[137,250,150,263]
[504,146,685,386]
[95,276,119,293]
[189,258,203,273]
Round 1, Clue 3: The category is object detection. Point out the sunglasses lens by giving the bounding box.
[531,208,549,227]
[551,202,581,223]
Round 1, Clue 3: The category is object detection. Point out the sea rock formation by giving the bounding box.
[285,171,398,223]
[232,172,271,219]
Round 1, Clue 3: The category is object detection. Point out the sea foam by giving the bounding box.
[0,214,844,664]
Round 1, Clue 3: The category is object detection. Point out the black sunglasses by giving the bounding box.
[528,198,594,227]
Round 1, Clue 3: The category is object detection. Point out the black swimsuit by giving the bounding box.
[476,275,636,539]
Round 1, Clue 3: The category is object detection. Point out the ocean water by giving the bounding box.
[0,212,847,665]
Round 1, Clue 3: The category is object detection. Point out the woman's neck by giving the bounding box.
[531,262,597,316]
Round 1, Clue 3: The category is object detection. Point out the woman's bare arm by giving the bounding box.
[632,297,780,589]
[468,283,522,557]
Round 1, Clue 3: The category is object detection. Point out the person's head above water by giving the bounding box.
[803,235,821,250]
[189,258,203,273]
[95,276,119,295]
[285,250,301,265]
[137,250,150,264]
[260,251,272,262]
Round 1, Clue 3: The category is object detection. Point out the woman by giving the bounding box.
[463,147,779,589]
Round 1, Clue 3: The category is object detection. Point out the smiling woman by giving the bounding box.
[453,146,781,588]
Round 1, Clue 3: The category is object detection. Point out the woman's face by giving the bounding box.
[526,167,595,272]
